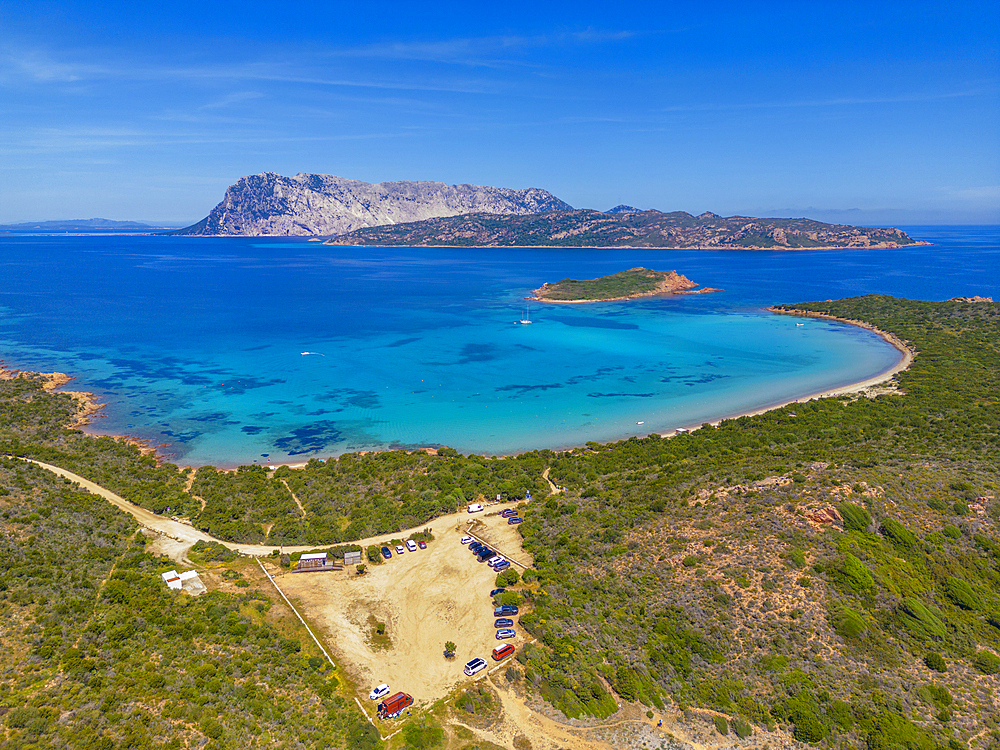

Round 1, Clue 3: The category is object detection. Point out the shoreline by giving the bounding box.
[320,241,932,251]
[1,309,915,471]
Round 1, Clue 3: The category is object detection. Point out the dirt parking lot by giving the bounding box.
[273,503,530,708]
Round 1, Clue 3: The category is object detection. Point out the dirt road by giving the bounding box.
[15,457,526,558]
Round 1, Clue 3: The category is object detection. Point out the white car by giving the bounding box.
[460,536,473,545]
[369,684,390,701]
[487,556,505,567]
[395,544,405,555]
[406,539,417,552]
[467,503,484,513]
[464,657,487,676]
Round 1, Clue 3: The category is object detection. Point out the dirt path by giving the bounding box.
[281,478,308,518]
[542,467,563,495]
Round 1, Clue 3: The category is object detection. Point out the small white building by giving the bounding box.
[298,552,328,570]
[161,569,205,595]
[161,570,182,590]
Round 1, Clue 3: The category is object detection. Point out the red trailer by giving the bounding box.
[377,691,414,719]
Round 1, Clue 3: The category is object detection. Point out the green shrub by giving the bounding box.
[714,715,728,735]
[897,597,947,640]
[831,605,867,640]
[881,518,918,550]
[942,524,962,539]
[924,652,947,672]
[837,502,872,532]
[973,650,1000,675]
[793,713,825,742]
[838,553,875,593]
[944,576,980,611]
[731,716,752,738]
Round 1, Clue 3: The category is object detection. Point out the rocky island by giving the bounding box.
[325,208,923,249]
[532,267,720,302]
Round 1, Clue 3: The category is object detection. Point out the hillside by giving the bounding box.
[324,209,922,249]
[1,296,998,749]
[171,172,572,237]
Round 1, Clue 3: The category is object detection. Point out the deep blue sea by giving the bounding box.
[1,226,996,467]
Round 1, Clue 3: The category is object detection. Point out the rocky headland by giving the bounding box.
[171,172,571,237]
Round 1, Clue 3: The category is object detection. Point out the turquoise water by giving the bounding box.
[0,227,995,466]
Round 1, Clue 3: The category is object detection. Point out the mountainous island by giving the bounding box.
[171,172,570,236]
[325,208,922,249]
[0,218,183,234]
[533,267,721,302]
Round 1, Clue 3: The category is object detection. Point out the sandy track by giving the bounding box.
[276,509,529,707]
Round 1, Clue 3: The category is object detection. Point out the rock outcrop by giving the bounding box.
[173,172,572,237]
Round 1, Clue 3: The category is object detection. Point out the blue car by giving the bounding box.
[494,618,514,628]
[490,588,506,597]
[507,517,523,525]
[380,546,392,559]
[493,561,511,572]
[500,508,516,518]
[494,605,519,616]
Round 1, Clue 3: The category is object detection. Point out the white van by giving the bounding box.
[467,503,484,513]
[406,539,417,552]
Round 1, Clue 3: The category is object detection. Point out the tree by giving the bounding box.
[444,641,457,659]
[356,563,367,575]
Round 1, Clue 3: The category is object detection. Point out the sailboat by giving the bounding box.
[520,299,532,325]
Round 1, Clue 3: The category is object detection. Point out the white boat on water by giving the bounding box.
[520,300,532,325]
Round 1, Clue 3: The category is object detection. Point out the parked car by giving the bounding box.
[476,549,494,561]
[492,643,515,661]
[469,542,484,552]
[406,540,417,552]
[488,556,506,567]
[460,536,473,544]
[395,544,405,555]
[500,508,516,518]
[495,628,516,640]
[490,588,506,597]
[467,503,484,513]
[494,605,519,616]
[494,618,514,628]
[507,517,523,525]
[464,657,487,676]
[380,546,392,559]
[493,561,511,572]
[417,540,427,549]
[369,683,390,701]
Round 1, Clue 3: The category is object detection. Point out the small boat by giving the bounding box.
[520,300,532,325]
[796,323,804,327]
[636,421,644,425]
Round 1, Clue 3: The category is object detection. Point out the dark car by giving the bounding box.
[507,517,523,525]
[380,546,392,559]
[493,561,511,572]
[469,542,484,552]
[500,508,516,518]
[494,618,514,628]
[490,588,506,597]
[477,549,494,561]
[494,605,519,616]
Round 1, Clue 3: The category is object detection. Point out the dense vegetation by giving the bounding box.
[533,267,697,301]
[1,295,998,749]
[0,457,378,750]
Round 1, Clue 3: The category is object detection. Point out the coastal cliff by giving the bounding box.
[172,172,572,237]
[324,208,923,249]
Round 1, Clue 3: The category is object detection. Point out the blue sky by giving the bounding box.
[1,0,997,224]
